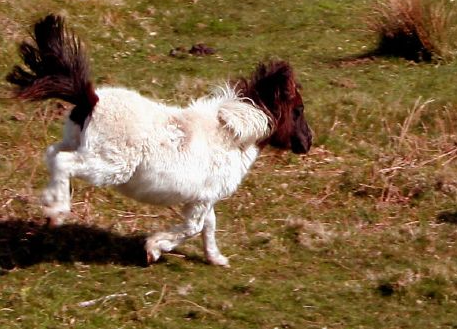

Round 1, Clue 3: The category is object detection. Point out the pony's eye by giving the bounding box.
[293,106,304,119]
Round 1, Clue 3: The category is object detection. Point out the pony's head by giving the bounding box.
[237,61,312,154]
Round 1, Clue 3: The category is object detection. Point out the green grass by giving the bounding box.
[1,0,457,328]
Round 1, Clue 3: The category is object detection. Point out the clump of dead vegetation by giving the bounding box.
[286,218,349,250]
[338,98,457,206]
[368,0,457,61]
[377,98,457,202]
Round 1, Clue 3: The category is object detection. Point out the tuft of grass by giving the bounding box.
[368,0,457,61]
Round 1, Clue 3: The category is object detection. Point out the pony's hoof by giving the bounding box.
[146,250,161,265]
[43,206,68,227]
[208,254,230,267]
[145,240,162,265]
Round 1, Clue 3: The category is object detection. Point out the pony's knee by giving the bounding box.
[182,203,212,233]
[45,146,78,175]
[183,219,205,237]
[45,144,59,158]
[45,144,61,170]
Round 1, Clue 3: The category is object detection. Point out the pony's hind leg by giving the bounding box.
[43,148,78,226]
[43,142,138,226]
[43,120,82,225]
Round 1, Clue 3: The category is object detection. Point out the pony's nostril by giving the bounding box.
[291,134,311,154]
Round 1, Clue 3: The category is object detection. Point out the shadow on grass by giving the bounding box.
[328,48,426,69]
[0,219,149,271]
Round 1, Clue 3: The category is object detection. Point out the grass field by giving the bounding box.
[1,0,457,328]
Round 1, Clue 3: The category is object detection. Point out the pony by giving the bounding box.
[6,15,312,266]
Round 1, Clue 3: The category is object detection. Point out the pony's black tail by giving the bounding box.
[6,14,98,129]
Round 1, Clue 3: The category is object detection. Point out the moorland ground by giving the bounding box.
[0,0,457,328]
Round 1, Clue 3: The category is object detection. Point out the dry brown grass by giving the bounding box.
[368,0,457,61]
[286,218,341,250]
[335,97,457,206]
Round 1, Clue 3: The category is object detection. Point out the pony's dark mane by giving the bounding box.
[237,60,298,120]
[6,14,98,129]
[236,60,312,153]
[235,61,299,144]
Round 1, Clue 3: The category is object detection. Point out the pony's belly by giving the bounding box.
[112,148,256,206]
[115,179,198,206]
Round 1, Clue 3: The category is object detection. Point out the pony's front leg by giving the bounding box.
[42,147,77,226]
[202,208,229,267]
[145,203,211,264]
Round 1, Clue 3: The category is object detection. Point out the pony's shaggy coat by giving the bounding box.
[7,15,312,266]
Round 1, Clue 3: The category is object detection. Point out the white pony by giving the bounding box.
[7,15,312,266]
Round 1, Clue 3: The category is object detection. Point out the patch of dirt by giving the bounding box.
[331,55,376,68]
[437,211,457,225]
[169,43,216,58]
[0,15,22,42]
